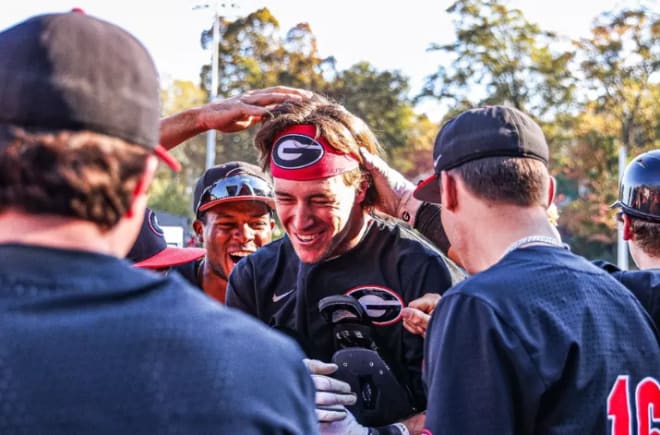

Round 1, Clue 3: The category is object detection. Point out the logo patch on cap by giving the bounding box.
[147,210,164,237]
[345,285,404,326]
[272,134,325,169]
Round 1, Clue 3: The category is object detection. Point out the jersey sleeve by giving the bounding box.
[423,292,545,434]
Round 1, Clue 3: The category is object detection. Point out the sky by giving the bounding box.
[2,0,636,121]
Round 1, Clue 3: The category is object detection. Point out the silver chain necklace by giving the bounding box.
[502,235,566,258]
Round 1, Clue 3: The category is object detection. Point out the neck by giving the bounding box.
[629,243,660,270]
[0,209,125,256]
[199,261,228,303]
[329,210,371,259]
[458,205,559,274]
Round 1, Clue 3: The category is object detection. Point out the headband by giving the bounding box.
[270,124,359,181]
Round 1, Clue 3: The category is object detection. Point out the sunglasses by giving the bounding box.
[196,175,274,215]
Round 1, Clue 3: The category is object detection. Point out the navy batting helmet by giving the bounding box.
[612,150,660,222]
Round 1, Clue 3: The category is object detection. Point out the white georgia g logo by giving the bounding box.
[345,285,404,326]
[272,134,324,169]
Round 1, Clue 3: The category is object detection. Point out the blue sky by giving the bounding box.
[3,0,629,120]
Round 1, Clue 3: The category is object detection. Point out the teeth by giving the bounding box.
[296,234,316,242]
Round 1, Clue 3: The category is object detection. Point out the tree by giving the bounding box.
[324,62,416,157]
[198,7,419,164]
[198,8,334,165]
[148,80,207,217]
[418,0,575,118]
[558,7,660,260]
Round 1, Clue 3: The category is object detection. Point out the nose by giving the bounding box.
[291,202,314,231]
[233,222,255,243]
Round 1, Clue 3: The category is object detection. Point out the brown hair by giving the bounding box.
[0,125,149,229]
[630,219,660,257]
[449,156,550,207]
[254,94,381,207]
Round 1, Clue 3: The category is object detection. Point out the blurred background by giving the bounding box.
[3,0,659,262]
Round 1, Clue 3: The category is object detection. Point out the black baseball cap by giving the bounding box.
[0,10,180,171]
[127,208,205,269]
[193,161,275,218]
[414,105,549,203]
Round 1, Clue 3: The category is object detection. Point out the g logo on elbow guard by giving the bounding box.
[345,286,404,326]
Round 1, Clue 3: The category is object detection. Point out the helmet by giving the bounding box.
[193,161,274,218]
[612,150,660,222]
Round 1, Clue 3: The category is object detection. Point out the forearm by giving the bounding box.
[159,107,204,150]
[414,202,450,255]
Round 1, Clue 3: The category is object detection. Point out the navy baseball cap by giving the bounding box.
[414,106,549,203]
[0,10,180,171]
[127,208,205,269]
[193,161,274,218]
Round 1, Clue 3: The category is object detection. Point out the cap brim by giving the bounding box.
[198,196,275,213]
[413,174,441,203]
[154,144,182,172]
[133,247,205,269]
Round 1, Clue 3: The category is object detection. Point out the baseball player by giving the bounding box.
[226,95,465,434]
[191,161,277,302]
[363,145,660,333]
[595,149,660,327]
[0,11,317,433]
[410,105,660,434]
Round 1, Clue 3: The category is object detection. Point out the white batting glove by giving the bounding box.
[319,405,369,435]
[360,147,423,226]
[303,359,358,421]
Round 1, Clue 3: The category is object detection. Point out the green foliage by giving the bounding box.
[324,62,416,158]
[154,3,657,262]
[148,169,193,218]
[419,0,575,117]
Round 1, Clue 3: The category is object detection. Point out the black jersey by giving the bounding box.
[227,217,465,415]
[423,245,660,434]
[593,260,660,329]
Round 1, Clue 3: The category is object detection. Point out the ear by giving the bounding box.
[622,214,634,241]
[126,155,158,218]
[440,171,458,211]
[269,218,276,231]
[193,219,204,243]
[547,175,556,207]
[355,176,369,204]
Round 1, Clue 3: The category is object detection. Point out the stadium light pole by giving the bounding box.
[205,1,220,170]
[617,145,629,270]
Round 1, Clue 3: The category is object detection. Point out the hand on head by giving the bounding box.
[199,86,314,133]
[359,147,422,226]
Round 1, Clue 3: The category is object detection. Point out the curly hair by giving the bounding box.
[0,125,149,229]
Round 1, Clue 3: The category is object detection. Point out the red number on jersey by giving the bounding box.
[608,375,660,435]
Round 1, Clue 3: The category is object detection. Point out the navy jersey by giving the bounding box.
[0,244,317,435]
[423,246,660,435]
[227,217,465,415]
[593,260,660,329]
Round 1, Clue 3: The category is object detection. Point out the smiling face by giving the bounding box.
[194,200,275,279]
[274,174,366,264]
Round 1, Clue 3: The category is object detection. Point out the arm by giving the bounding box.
[159,86,313,150]
[359,148,449,255]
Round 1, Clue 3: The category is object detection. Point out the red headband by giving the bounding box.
[270,124,359,181]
